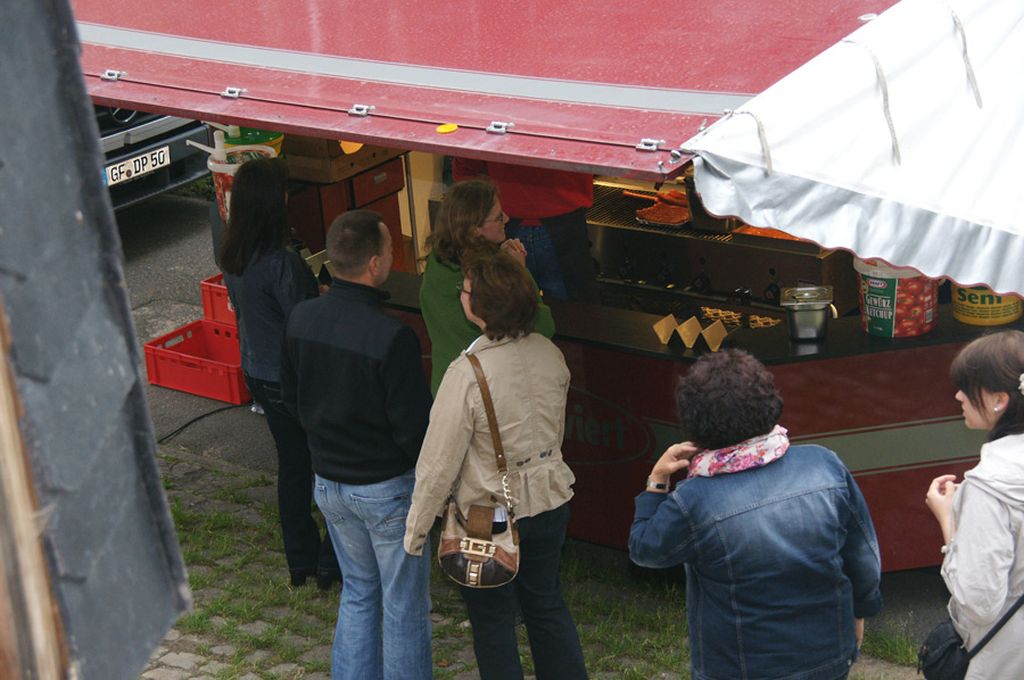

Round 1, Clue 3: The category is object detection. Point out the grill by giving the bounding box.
[587,185,731,242]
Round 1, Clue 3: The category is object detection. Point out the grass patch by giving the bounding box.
[157,445,918,678]
[861,630,919,666]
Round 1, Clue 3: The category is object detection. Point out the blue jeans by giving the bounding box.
[506,208,598,303]
[505,222,569,300]
[314,471,432,680]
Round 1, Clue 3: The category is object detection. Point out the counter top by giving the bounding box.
[382,271,1023,366]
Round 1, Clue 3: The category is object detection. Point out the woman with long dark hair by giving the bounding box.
[926,330,1024,678]
[220,157,339,589]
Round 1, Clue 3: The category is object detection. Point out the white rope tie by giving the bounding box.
[843,39,902,166]
[722,109,773,176]
[948,6,983,108]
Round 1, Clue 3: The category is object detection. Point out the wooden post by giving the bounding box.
[0,296,67,679]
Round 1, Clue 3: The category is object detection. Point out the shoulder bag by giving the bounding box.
[918,590,1024,679]
[437,353,520,588]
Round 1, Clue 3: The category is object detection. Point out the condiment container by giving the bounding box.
[780,285,837,342]
[853,258,937,338]
[952,285,1023,326]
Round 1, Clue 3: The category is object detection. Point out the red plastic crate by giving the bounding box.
[200,273,236,326]
[144,319,250,404]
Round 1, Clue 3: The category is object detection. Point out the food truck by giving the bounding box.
[71,0,1024,571]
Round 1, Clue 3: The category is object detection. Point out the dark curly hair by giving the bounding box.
[675,349,783,450]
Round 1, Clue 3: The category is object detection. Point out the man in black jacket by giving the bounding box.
[281,209,433,680]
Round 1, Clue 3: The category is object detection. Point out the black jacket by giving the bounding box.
[280,279,432,484]
[224,246,317,382]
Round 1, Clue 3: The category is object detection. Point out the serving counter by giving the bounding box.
[383,271,1012,571]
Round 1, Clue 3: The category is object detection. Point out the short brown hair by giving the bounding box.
[326,209,384,276]
[950,330,1024,440]
[462,250,537,341]
[426,179,499,264]
[675,349,783,450]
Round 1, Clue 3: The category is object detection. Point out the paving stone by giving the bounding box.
[237,674,261,680]
[238,621,271,636]
[268,663,300,677]
[210,644,237,657]
[265,606,293,620]
[141,669,190,680]
[192,587,225,603]
[158,651,204,670]
[198,660,230,675]
[244,649,272,664]
[299,644,331,664]
[210,616,228,629]
[163,629,182,642]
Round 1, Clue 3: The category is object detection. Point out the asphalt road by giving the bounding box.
[115,193,951,647]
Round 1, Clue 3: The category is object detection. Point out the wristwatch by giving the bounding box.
[646,478,669,492]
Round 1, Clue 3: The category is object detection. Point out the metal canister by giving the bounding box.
[780,285,838,342]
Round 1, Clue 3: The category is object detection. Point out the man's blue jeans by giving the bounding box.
[314,471,432,680]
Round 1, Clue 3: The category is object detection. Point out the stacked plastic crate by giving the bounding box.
[143,274,251,404]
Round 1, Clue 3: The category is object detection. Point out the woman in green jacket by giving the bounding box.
[420,179,555,394]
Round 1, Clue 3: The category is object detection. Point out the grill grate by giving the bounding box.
[587,184,731,242]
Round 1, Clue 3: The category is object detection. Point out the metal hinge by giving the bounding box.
[220,87,246,99]
[486,121,514,134]
[636,138,665,152]
[100,69,125,81]
[348,104,376,117]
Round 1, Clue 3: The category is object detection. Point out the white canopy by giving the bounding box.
[684,0,1024,295]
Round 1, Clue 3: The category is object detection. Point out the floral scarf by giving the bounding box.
[687,425,790,478]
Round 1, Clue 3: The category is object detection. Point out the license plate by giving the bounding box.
[104,145,171,186]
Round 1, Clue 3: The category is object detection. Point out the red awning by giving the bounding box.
[72,0,895,181]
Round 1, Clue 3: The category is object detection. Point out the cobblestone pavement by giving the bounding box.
[140,444,920,680]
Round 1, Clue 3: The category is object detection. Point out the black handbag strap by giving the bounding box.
[466,353,515,521]
[966,589,1024,659]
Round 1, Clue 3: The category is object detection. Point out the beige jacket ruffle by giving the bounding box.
[404,333,575,556]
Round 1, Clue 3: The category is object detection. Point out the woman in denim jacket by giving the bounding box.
[926,330,1024,678]
[630,349,882,680]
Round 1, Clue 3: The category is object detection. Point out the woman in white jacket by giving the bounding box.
[926,330,1024,679]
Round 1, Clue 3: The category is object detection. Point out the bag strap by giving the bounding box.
[466,353,515,519]
[966,589,1024,659]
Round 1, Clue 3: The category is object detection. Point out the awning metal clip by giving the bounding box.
[348,104,376,117]
[635,138,665,152]
[486,121,514,134]
[220,87,246,99]
[101,69,125,81]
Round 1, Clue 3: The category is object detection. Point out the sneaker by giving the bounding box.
[251,403,265,416]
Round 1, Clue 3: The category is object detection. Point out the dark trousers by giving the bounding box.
[459,503,587,680]
[248,377,338,577]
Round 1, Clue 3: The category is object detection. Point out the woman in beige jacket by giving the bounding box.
[404,251,587,680]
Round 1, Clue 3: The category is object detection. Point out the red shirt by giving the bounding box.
[452,158,593,223]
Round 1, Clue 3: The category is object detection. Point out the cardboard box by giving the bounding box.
[282,135,346,158]
[285,144,405,183]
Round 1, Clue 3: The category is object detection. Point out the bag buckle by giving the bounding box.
[459,538,497,558]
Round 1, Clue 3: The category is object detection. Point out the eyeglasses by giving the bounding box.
[484,211,506,224]
[456,285,472,297]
